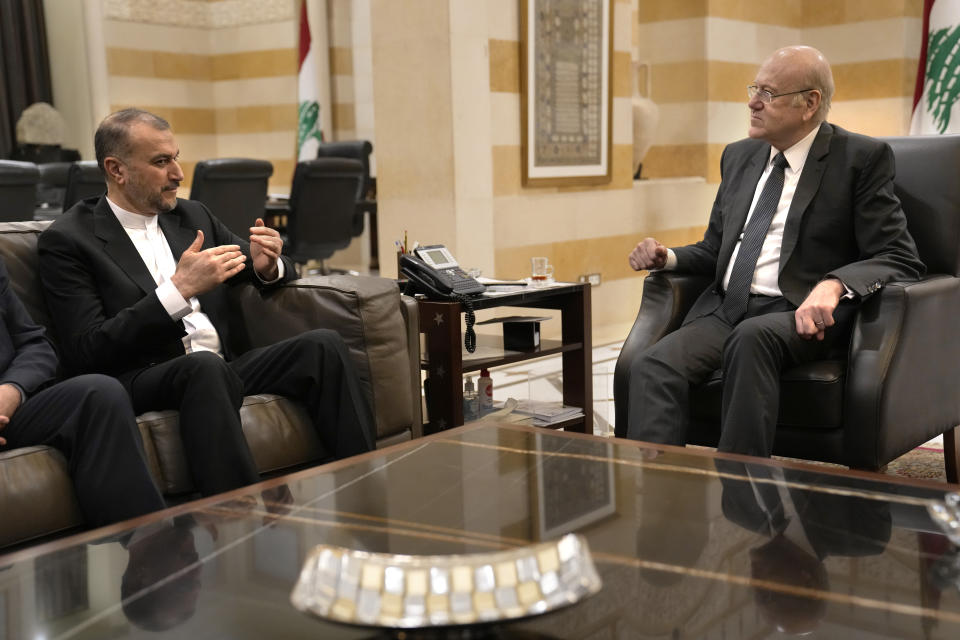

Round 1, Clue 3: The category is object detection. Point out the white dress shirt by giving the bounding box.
[664,126,823,297]
[721,126,820,296]
[108,198,223,356]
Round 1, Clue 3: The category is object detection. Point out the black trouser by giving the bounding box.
[2,374,166,528]
[626,296,855,457]
[125,329,375,496]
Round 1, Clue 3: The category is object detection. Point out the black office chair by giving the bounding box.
[286,157,364,274]
[316,140,378,266]
[62,161,106,211]
[316,140,374,204]
[11,144,81,164]
[189,158,273,237]
[36,162,71,212]
[613,134,960,483]
[0,160,41,222]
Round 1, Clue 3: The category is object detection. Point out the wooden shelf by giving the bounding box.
[420,337,583,373]
[417,284,592,434]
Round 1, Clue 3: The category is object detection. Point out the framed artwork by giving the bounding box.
[533,433,616,540]
[521,0,613,186]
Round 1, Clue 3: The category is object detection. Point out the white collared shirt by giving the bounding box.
[107,198,223,356]
[664,126,821,296]
[721,126,820,296]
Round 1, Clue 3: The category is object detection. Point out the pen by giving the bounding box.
[404,230,408,255]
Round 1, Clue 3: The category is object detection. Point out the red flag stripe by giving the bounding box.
[298,0,311,71]
[913,0,936,110]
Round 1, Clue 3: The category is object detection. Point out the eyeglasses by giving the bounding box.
[747,85,814,103]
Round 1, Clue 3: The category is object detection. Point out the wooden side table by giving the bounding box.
[417,283,592,434]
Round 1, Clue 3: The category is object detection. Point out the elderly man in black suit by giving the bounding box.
[620,46,924,456]
[0,258,165,527]
[38,108,374,498]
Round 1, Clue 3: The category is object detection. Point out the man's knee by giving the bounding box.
[725,317,782,356]
[300,328,347,350]
[65,373,129,407]
[176,352,244,399]
[182,351,240,382]
[293,329,352,364]
[630,343,679,383]
[67,374,142,440]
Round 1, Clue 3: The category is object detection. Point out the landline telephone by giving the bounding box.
[399,245,486,298]
[399,245,485,352]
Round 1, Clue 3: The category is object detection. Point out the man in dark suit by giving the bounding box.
[622,46,924,456]
[38,108,375,497]
[0,258,166,528]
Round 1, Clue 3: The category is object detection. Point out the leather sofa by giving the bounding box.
[0,220,422,549]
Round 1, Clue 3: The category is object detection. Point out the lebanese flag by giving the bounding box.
[297,0,323,159]
[910,0,960,134]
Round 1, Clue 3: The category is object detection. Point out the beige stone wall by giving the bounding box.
[371,0,645,337]
[100,1,297,192]
[49,0,367,194]
[640,0,922,181]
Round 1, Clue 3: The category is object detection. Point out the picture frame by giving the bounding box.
[520,0,613,187]
[533,433,616,540]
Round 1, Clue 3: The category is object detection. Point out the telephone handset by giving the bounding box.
[399,245,486,298]
[399,245,485,352]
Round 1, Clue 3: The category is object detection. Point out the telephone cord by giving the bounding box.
[458,295,477,353]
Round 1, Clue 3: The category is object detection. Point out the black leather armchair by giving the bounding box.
[614,134,960,482]
[0,160,40,222]
[62,161,105,211]
[286,157,365,273]
[189,158,273,236]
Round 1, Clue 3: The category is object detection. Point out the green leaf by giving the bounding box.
[924,26,960,133]
[298,101,321,147]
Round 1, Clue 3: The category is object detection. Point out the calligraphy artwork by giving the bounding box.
[522,0,612,185]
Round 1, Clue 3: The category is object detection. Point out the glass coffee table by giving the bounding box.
[2,422,959,638]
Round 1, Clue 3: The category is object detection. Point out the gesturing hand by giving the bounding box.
[249,218,283,280]
[795,278,846,341]
[171,230,246,299]
[0,383,23,445]
[629,237,668,271]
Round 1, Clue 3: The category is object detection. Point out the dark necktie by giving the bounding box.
[719,152,789,324]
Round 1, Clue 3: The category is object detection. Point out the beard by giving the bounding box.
[126,177,178,215]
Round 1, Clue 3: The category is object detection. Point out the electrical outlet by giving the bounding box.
[578,273,602,286]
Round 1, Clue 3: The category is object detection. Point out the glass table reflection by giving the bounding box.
[1,422,959,639]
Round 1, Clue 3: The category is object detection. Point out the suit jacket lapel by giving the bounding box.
[718,144,770,276]
[94,198,158,296]
[158,206,198,260]
[779,122,832,272]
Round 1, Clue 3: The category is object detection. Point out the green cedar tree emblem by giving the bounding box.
[924,25,960,134]
[298,101,324,152]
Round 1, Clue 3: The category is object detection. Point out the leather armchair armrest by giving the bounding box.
[844,275,960,469]
[613,272,712,433]
[227,275,419,442]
